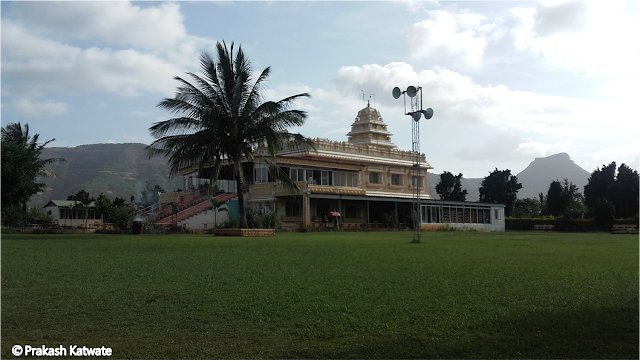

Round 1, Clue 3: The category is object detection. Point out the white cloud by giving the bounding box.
[510,2,640,80]
[454,135,568,164]
[389,0,439,11]
[1,3,218,100]
[2,22,181,97]
[7,2,187,49]
[5,98,68,118]
[410,9,496,68]
[585,145,640,171]
[329,61,620,139]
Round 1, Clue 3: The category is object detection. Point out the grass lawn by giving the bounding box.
[1,231,638,359]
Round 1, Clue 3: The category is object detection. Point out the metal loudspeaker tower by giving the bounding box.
[392,86,433,243]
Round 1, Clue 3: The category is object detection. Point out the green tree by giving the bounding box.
[67,190,94,225]
[147,42,314,228]
[1,122,65,226]
[584,162,617,209]
[479,168,522,217]
[95,192,113,224]
[546,180,565,217]
[613,163,639,218]
[584,162,638,219]
[512,198,542,218]
[207,196,228,227]
[435,171,468,201]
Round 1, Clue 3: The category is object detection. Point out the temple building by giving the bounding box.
[173,103,505,232]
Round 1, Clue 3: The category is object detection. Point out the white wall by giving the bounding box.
[180,209,230,230]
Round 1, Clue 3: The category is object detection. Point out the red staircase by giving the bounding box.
[157,193,236,224]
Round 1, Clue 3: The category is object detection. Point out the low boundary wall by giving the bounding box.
[214,229,275,237]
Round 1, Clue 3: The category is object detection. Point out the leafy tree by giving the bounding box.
[1,122,65,226]
[538,192,549,216]
[113,197,126,208]
[27,206,50,225]
[479,168,522,217]
[545,178,584,217]
[584,162,639,219]
[147,42,314,228]
[95,193,113,224]
[546,180,565,217]
[512,198,542,218]
[593,198,616,230]
[584,162,617,209]
[613,163,639,218]
[435,171,468,201]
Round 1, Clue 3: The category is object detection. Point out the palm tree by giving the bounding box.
[1,122,65,226]
[147,41,314,228]
[207,196,228,228]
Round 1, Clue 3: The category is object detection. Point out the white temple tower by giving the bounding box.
[346,101,396,149]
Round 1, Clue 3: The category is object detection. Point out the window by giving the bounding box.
[254,167,268,183]
[321,170,332,186]
[289,168,307,182]
[369,172,381,184]
[391,174,403,186]
[286,202,301,218]
[334,172,359,187]
[412,176,423,187]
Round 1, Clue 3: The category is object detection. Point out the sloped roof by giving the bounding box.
[44,200,96,208]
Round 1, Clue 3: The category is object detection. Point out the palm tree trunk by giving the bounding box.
[236,175,248,228]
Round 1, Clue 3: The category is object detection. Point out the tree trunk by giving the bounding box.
[236,175,248,228]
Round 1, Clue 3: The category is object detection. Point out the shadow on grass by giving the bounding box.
[280,301,639,359]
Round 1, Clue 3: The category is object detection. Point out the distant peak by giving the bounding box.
[535,152,570,161]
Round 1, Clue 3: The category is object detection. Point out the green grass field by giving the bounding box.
[2,231,638,359]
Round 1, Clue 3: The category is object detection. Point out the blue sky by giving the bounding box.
[2,1,639,178]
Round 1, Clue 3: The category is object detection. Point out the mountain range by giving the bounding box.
[31,143,183,207]
[30,143,592,207]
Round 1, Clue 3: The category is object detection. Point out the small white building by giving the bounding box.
[43,200,101,227]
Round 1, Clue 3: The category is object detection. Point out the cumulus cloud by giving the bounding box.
[329,61,617,139]
[510,2,640,80]
[6,2,187,49]
[409,9,497,68]
[5,98,68,118]
[1,2,217,100]
[585,145,640,171]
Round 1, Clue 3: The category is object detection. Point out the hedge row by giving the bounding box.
[505,217,638,232]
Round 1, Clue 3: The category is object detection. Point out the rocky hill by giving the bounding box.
[515,153,591,199]
[428,153,592,201]
[30,143,183,207]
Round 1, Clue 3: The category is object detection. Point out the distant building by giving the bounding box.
[178,103,505,231]
[43,200,101,227]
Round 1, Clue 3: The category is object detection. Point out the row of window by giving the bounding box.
[256,166,360,187]
[422,205,495,224]
[255,165,424,188]
[369,172,423,187]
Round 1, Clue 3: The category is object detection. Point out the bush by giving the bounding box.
[505,217,555,231]
[218,220,239,229]
[245,207,258,229]
[260,210,278,229]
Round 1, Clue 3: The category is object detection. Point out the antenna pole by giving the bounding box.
[391,85,434,243]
